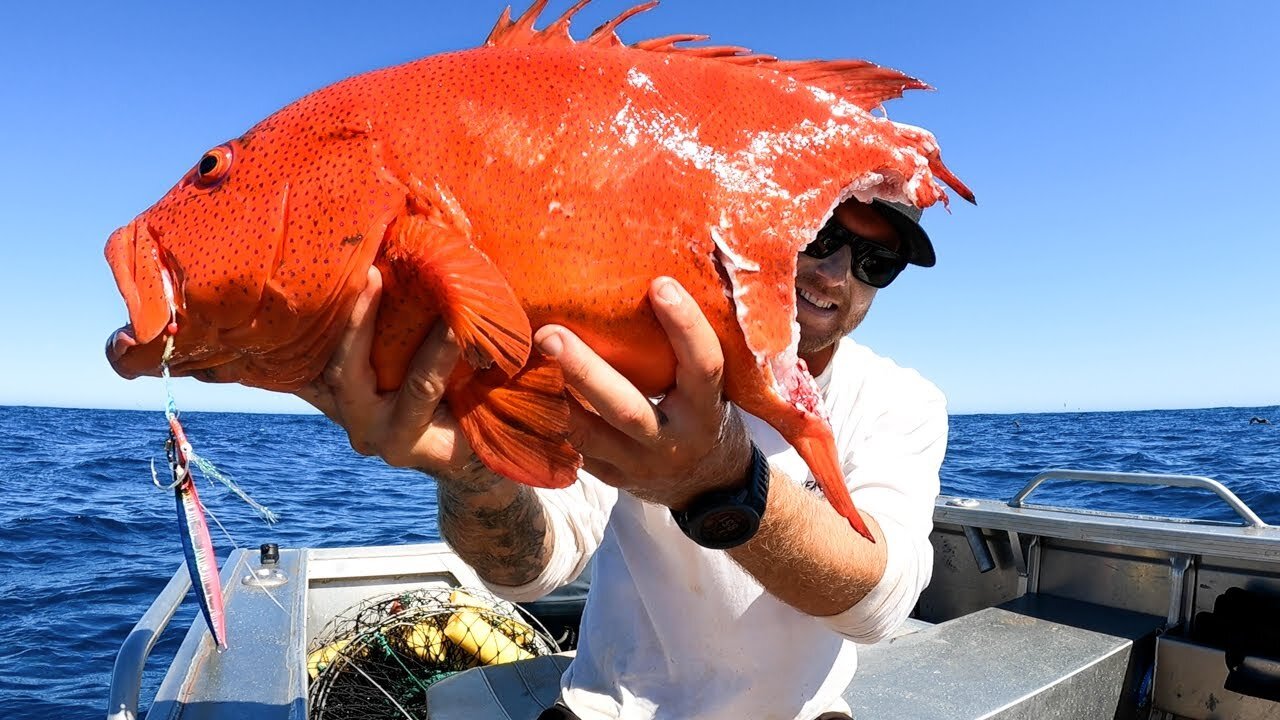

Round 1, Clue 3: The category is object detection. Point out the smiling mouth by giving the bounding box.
[798,288,837,311]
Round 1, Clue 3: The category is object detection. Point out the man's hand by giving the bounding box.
[534,276,889,618]
[533,277,753,509]
[296,265,555,587]
[293,266,475,478]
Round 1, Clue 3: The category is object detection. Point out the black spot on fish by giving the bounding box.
[342,233,363,245]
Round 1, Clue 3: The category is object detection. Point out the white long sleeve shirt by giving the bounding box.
[486,338,946,720]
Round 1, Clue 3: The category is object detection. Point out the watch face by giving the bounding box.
[698,506,761,549]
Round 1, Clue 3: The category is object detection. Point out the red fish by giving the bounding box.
[105,1,973,541]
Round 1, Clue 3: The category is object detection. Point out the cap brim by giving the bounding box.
[872,200,936,268]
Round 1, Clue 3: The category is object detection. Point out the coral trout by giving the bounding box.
[104,1,973,540]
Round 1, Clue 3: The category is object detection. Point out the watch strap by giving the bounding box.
[670,442,770,549]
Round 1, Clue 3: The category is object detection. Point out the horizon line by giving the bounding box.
[2,401,1276,419]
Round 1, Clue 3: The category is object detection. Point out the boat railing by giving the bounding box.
[106,562,191,720]
[1008,469,1269,528]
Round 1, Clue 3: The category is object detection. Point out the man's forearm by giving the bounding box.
[728,467,888,617]
[434,464,556,587]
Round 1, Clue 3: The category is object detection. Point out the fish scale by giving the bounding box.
[105,0,974,541]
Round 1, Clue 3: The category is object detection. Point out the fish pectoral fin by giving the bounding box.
[385,187,531,377]
[449,355,581,490]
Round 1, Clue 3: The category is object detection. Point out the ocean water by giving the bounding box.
[0,404,1276,718]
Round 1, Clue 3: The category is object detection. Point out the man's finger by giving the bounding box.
[324,267,387,437]
[325,266,383,398]
[648,277,725,413]
[580,456,625,490]
[536,324,663,443]
[566,400,642,472]
[389,320,462,439]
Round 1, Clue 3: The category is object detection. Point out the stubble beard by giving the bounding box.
[797,299,871,356]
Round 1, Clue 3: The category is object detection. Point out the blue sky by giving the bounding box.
[2,1,1276,416]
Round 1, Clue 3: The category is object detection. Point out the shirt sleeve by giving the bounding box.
[817,372,946,643]
[481,471,618,603]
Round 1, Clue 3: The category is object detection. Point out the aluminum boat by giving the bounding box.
[108,469,1280,720]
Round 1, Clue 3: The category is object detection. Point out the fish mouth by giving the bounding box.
[105,324,155,379]
[104,220,178,379]
[107,325,138,362]
[107,321,241,381]
[105,321,170,380]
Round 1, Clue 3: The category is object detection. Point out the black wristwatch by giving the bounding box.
[670,443,770,550]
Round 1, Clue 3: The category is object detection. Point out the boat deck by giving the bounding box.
[109,470,1280,720]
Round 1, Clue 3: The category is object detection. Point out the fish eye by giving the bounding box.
[191,144,234,189]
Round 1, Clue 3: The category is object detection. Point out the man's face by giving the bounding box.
[795,201,902,355]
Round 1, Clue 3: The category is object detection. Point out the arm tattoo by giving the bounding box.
[434,463,551,587]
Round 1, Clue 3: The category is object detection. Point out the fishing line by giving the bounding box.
[159,331,278,523]
[223,540,291,616]
[202,503,236,552]
[186,491,289,617]
[170,393,290,615]
[153,311,291,623]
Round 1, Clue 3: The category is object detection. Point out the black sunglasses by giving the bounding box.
[801,218,909,289]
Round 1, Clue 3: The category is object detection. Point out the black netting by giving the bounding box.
[307,587,559,719]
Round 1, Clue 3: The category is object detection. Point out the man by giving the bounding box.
[297,198,946,720]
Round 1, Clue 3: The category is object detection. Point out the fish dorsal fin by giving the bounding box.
[485,1,926,110]
[486,0,591,48]
[486,1,653,48]
[729,58,928,110]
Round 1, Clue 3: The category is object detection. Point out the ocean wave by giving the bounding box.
[2,403,1277,717]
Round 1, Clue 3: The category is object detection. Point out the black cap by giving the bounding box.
[871,200,936,268]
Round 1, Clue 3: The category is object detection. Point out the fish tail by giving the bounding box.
[449,355,581,490]
[176,478,228,650]
[790,426,875,543]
